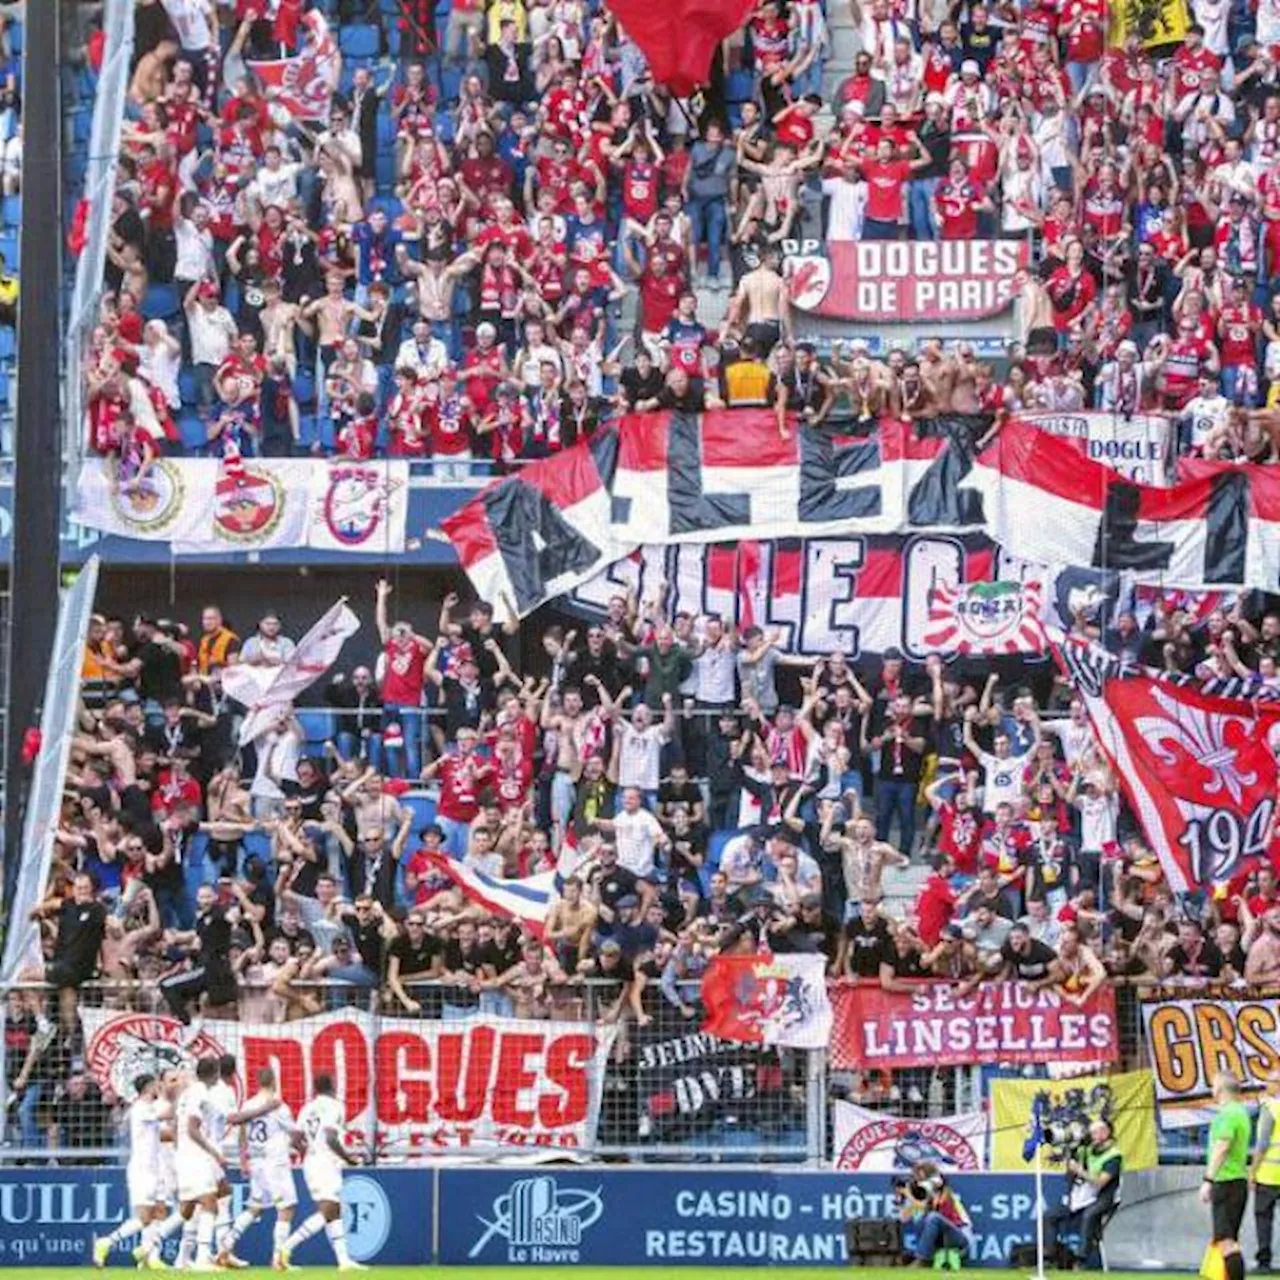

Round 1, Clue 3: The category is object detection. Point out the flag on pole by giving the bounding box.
[248,10,340,123]
[221,599,359,743]
[700,953,832,1049]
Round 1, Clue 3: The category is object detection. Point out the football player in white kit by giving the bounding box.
[215,1066,297,1269]
[275,1073,364,1272]
[211,1054,244,1266]
[90,1072,174,1268]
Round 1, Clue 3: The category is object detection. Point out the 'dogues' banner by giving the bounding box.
[833,1100,988,1172]
[1142,994,1280,1129]
[989,1070,1157,1171]
[829,981,1119,1071]
[1023,412,1174,487]
[785,241,1027,322]
[80,1009,616,1157]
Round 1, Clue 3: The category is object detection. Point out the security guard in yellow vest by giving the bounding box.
[1251,1072,1280,1270]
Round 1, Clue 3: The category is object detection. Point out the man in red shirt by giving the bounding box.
[1217,276,1262,406]
[422,725,496,855]
[859,135,929,239]
[913,853,958,946]
[374,579,432,777]
[1170,23,1221,101]
[1060,0,1106,92]
[932,156,992,239]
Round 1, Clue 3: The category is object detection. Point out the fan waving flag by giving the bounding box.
[1049,628,1280,893]
[701,953,832,1049]
[606,0,757,96]
[922,579,1045,655]
[419,851,555,936]
[248,10,340,123]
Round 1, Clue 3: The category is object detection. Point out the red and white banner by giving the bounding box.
[1024,411,1174,486]
[1051,630,1280,893]
[700,953,832,1049]
[74,459,409,556]
[922,579,1044,655]
[828,981,1119,1071]
[784,241,1027,322]
[249,11,340,123]
[442,410,1280,618]
[833,1100,988,1172]
[80,1008,616,1159]
[222,598,359,743]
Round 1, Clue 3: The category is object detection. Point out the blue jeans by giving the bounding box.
[875,779,917,855]
[909,178,939,240]
[686,195,728,280]
[914,1211,972,1262]
[380,706,422,778]
[438,816,470,858]
[15,1081,42,1148]
[1223,364,1260,406]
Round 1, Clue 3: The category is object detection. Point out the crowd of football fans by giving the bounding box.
[21,0,1280,1150]
[81,0,1280,474]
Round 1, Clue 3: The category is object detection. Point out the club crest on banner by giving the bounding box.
[321,465,400,547]
[84,1011,235,1102]
[923,579,1044,655]
[214,462,286,544]
[784,254,832,311]
[108,459,186,535]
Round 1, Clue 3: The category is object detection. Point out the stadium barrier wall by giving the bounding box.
[436,1168,1061,1267]
[0,1165,1052,1268]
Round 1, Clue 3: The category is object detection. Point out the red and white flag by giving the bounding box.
[1050,629,1280,893]
[249,10,340,123]
[700,953,832,1049]
[222,598,360,743]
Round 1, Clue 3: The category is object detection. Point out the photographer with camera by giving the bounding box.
[896,1160,972,1271]
[1043,1118,1123,1270]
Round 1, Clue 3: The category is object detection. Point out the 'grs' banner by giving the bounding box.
[828,981,1119,1071]
[1142,994,1280,1129]
[79,1008,616,1159]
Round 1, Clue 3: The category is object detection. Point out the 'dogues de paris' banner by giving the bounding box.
[784,241,1026,321]
[442,411,1280,618]
[1142,993,1280,1129]
[828,981,1119,1071]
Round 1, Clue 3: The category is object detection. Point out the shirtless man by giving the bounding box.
[917,338,958,411]
[730,244,791,355]
[259,279,300,375]
[395,244,480,327]
[821,808,910,907]
[300,274,374,363]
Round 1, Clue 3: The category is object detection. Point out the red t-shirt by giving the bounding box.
[436,752,496,823]
[935,178,983,239]
[382,636,431,707]
[1219,303,1261,368]
[914,873,957,947]
[938,802,982,875]
[861,159,911,223]
[1062,0,1106,62]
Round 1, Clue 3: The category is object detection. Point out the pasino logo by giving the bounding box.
[341,1175,391,1262]
[470,1176,604,1261]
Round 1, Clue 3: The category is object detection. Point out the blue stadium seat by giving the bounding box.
[375,151,397,191]
[376,111,397,150]
[9,22,21,56]
[241,831,272,868]
[141,283,180,320]
[725,70,754,103]
[2,195,20,227]
[0,329,15,362]
[400,792,437,834]
[178,366,200,406]
[0,235,19,272]
[339,24,380,59]
[294,368,315,407]
[296,708,336,745]
[73,110,93,145]
[177,411,206,452]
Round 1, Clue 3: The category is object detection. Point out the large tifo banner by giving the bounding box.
[1023,411,1174,486]
[440,1168,1058,1266]
[80,1009,616,1157]
[828,981,1119,1071]
[833,1100,988,1172]
[569,534,1072,661]
[989,1070,1157,1172]
[74,458,410,555]
[441,411,1280,618]
[784,241,1026,321]
[1052,631,1280,893]
[1142,994,1280,1129]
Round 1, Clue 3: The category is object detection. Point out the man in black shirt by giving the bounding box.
[325,895,395,989]
[158,884,236,1025]
[1164,918,1224,980]
[841,899,894,978]
[1000,923,1058,985]
[132,617,185,706]
[31,874,107,1030]
[441,919,491,1014]
[770,894,841,967]
[589,845,640,938]
[387,913,442,1014]
[620,348,664,410]
[589,940,636,1020]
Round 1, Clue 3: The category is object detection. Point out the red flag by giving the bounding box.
[701,953,832,1048]
[1051,630,1280,893]
[606,0,757,96]
[248,10,339,122]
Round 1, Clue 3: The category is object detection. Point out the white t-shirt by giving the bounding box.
[175,1082,215,1161]
[1044,718,1092,769]
[612,807,664,878]
[977,751,1023,813]
[298,1094,345,1171]
[1076,791,1119,852]
[129,1096,165,1171]
[617,724,666,791]
[246,1097,295,1166]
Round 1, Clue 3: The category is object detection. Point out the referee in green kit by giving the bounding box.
[1201,1072,1252,1280]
